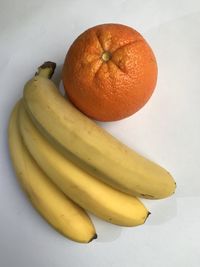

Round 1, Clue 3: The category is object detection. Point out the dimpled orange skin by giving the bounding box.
[62,23,158,121]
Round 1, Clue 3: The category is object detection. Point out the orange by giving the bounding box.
[62,23,158,121]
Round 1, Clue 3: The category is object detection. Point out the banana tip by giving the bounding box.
[35,61,56,79]
[144,211,151,223]
[88,233,98,243]
[39,61,56,70]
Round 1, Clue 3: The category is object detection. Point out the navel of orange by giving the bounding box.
[62,23,157,121]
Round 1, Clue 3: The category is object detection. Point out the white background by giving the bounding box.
[1,0,200,266]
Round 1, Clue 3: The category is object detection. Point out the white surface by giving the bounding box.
[1,0,200,266]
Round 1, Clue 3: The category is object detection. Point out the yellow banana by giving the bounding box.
[8,101,97,243]
[23,62,176,199]
[19,102,149,227]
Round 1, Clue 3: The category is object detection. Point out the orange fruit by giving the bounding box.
[62,23,158,121]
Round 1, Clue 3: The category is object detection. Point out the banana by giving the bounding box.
[23,62,176,199]
[8,101,97,243]
[19,102,149,227]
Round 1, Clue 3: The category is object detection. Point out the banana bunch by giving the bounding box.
[8,102,97,243]
[8,62,176,243]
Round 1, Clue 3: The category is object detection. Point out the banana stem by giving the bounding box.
[35,61,56,79]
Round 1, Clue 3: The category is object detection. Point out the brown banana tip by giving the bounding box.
[144,211,151,223]
[39,61,56,71]
[35,61,57,79]
[88,233,98,243]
